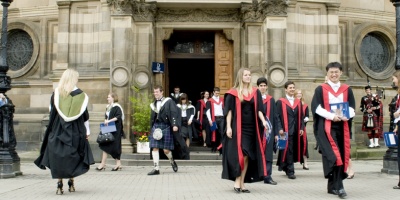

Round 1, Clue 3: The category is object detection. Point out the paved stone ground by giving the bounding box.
[0,160,399,200]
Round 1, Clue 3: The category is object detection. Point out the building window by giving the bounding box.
[360,33,390,73]
[7,29,33,71]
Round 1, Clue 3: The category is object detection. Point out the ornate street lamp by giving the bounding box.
[382,0,400,175]
[0,0,21,179]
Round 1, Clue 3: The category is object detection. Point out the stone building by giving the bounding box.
[3,0,397,155]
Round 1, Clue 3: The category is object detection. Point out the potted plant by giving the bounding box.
[130,86,152,153]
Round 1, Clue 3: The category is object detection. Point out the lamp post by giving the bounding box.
[382,0,400,175]
[0,0,20,179]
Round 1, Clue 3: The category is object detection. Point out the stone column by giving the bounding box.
[55,0,71,72]
[326,3,340,63]
[107,0,135,142]
[240,1,266,79]
[260,0,289,98]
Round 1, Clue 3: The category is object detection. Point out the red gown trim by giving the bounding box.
[226,87,267,175]
[209,97,224,142]
[198,99,207,130]
[321,83,350,172]
[262,95,272,149]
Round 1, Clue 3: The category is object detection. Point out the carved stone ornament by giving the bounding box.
[106,0,133,15]
[131,1,157,21]
[241,0,265,23]
[106,0,156,21]
[156,8,240,22]
[259,0,289,16]
[162,29,174,40]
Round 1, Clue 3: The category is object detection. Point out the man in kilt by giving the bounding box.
[360,85,382,148]
[148,85,180,175]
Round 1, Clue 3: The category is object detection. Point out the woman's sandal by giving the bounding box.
[347,173,355,179]
[393,185,400,189]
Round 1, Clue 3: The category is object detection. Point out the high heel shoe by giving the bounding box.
[56,181,63,195]
[303,165,309,170]
[68,178,75,192]
[347,173,355,179]
[111,166,122,171]
[96,166,106,171]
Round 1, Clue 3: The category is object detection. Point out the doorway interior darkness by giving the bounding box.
[168,58,215,105]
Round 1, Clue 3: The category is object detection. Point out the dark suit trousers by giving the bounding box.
[327,123,345,191]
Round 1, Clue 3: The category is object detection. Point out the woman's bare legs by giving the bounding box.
[202,130,207,147]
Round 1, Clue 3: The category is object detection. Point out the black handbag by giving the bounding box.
[96,132,115,144]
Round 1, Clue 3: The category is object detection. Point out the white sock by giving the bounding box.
[165,152,174,163]
[152,151,159,170]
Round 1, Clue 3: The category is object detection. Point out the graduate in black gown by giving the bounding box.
[276,81,304,180]
[222,68,269,193]
[96,92,125,171]
[311,62,355,199]
[257,77,278,185]
[34,69,94,195]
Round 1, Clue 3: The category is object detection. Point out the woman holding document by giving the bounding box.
[96,92,125,171]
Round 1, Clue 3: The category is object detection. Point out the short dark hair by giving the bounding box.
[153,85,163,92]
[213,87,220,92]
[284,81,295,89]
[325,62,343,72]
[365,85,372,90]
[257,77,268,86]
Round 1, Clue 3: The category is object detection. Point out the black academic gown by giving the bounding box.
[311,83,355,178]
[34,89,95,178]
[221,88,267,182]
[262,95,279,162]
[275,98,304,167]
[99,104,124,160]
[177,103,196,143]
[150,97,189,160]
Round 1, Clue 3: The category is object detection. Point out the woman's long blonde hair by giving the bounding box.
[233,68,252,101]
[295,89,305,104]
[58,69,79,97]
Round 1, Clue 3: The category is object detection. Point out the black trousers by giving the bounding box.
[212,116,224,150]
[327,123,346,191]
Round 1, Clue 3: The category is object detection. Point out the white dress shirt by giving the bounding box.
[315,81,355,120]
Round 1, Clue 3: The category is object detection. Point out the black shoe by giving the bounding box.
[68,179,75,192]
[303,165,309,170]
[264,178,278,185]
[288,174,296,179]
[328,189,338,195]
[171,161,178,172]
[233,187,241,193]
[56,181,63,195]
[241,189,250,193]
[338,189,347,199]
[147,169,160,175]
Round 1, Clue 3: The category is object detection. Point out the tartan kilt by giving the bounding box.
[150,122,174,150]
[362,113,379,131]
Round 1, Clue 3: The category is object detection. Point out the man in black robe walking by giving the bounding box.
[311,62,356,199]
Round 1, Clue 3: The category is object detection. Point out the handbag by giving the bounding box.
[96,132,115,144]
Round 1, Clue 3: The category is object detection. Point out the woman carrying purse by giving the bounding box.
[96,92,125,171]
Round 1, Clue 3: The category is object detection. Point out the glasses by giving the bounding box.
[328,71,340,75]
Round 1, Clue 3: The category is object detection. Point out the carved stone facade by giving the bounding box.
[4,0,397,156]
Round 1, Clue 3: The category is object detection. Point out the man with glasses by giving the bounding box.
[311,62,356,199]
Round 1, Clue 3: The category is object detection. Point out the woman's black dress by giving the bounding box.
[99,105,124,159]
